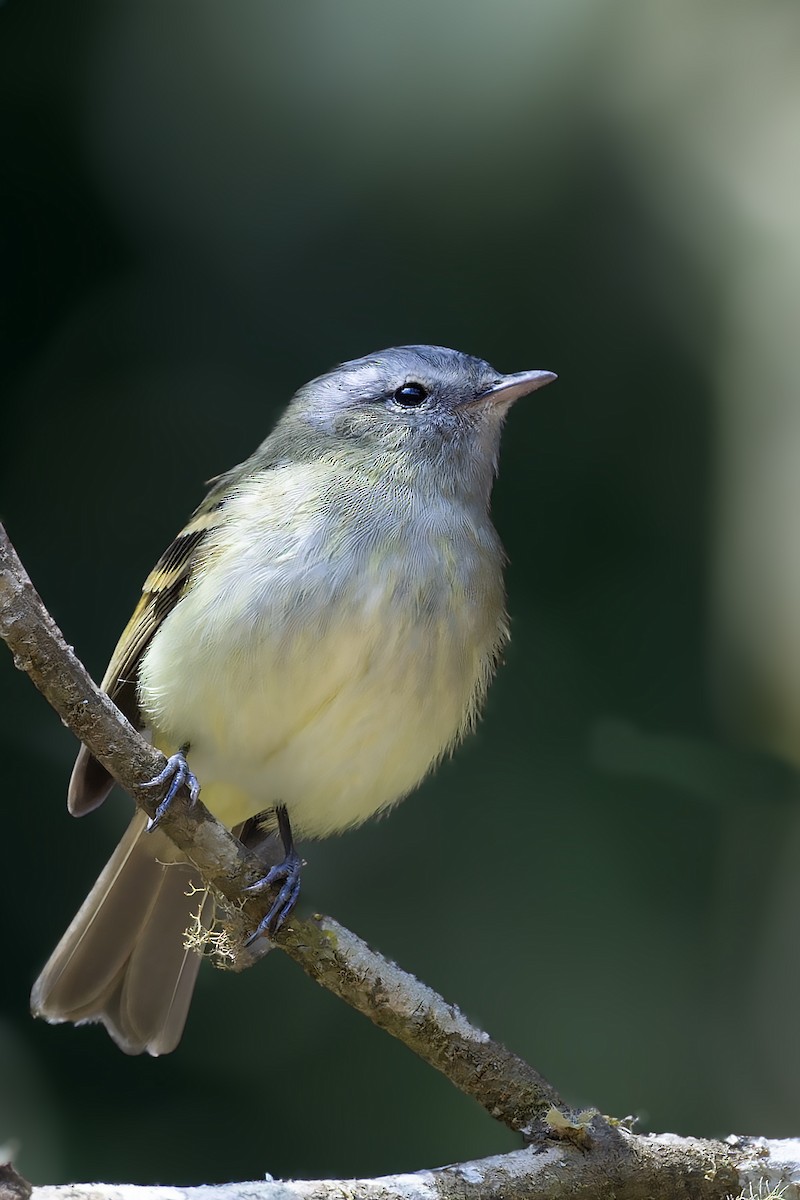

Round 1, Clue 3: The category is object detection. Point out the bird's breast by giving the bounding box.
[138,471,508,836]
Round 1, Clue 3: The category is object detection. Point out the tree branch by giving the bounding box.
[13,1133,800,1200]
[0,521,562,1135]
[4,520,800,1196]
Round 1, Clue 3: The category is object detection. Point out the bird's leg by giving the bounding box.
[244,803,302,943]
[141,743,201,830]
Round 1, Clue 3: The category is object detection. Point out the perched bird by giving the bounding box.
[32,344,555,1055]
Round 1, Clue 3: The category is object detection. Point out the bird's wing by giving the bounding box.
[68,474,236,816]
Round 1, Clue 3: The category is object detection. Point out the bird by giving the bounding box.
[31,344,556,1055]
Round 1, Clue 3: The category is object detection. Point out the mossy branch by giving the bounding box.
[7,1133,800,1200]
[0,520,561,1136]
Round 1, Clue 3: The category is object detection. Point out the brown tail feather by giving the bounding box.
[31,810,211,1056]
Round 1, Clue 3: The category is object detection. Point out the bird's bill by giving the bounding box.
[476,369,557,408]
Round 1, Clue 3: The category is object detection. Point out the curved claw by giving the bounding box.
[142,749,200,830]
[244,851,303,944]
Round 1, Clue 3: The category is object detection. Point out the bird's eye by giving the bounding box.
[392,382,429,407]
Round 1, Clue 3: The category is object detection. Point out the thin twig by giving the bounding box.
[0,520,564,1135]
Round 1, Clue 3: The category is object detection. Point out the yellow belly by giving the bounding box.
[138,472,507,839]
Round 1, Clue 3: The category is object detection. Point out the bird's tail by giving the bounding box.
[31,810,210,1056]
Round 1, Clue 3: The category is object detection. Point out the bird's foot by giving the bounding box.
[244,850,303,943]
[243,803,302,943]
[141,746,200,830]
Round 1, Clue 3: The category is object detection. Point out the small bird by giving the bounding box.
[31,345,555,1055]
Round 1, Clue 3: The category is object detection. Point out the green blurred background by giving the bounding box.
[3,0,800,1185]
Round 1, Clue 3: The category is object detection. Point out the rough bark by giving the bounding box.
[19,1134,800,1200]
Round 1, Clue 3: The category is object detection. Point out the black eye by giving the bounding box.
[393,382,429,407]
